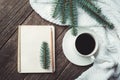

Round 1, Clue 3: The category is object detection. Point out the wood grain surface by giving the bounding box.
[0,0,92,80]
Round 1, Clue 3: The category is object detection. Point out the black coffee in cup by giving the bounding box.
[75,33,95,55]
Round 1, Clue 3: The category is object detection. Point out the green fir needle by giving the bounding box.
[40,42,50,69]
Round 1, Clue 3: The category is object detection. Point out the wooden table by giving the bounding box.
[0,0,91,80]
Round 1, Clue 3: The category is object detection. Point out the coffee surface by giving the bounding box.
[75,33,95,55]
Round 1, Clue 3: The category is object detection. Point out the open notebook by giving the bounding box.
[18,25,55,73]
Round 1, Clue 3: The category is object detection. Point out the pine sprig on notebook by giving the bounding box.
[40,42,50,69]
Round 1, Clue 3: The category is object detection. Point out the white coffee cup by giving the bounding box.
[74,28,98,57]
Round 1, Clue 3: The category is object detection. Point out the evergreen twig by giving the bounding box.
[52,0,78,36]
[40,42,50,69]
[69,0,78,36]
[52,0,114,36]
[63,0,69,23]
[52,0,63,18]
[77,0,114,29]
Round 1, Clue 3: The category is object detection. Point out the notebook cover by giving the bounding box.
[18,25,55,73]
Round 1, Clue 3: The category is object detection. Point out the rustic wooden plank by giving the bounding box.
[0,0,21,14]
[0,11,5,21]
[0,30,28,80]
[0,3,34,66]
[0,54,9,64]
[0,30,17,66]
[0,0,11,11]
[57,63,92,80]
[0,0,28,33]
[0,2,33,49]
[23,12,52,25]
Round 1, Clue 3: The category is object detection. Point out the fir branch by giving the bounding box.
[52,0,78,36]
[81,0,101,13]
[52,0,62,18]
[63,1,72,24]
[69,0,78,36]
[40,42,50,69]
[53,0,69,24]
[61,0,68,23]
[52,0,114,36]
[77,0,114,29]
[71,26,78,36]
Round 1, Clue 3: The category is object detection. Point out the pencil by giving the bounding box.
[50,27,54,72]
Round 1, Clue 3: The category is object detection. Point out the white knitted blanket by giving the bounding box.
[76,0,120,80]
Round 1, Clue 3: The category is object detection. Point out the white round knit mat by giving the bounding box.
[29,0,98,26]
